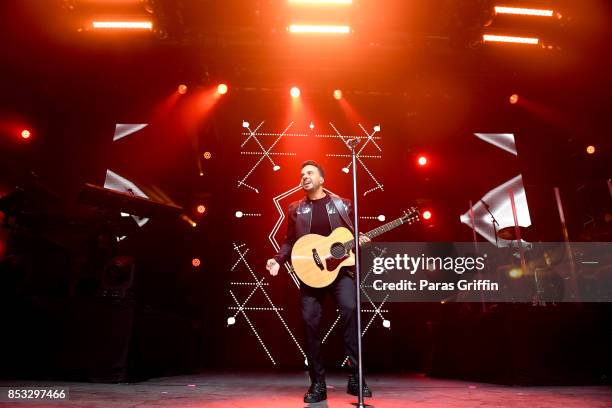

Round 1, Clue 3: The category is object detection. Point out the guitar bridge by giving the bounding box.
[312,249,324,270]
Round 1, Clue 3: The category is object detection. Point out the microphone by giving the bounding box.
[345,138,360,148]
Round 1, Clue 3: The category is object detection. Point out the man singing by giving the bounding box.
[266,160,373,403]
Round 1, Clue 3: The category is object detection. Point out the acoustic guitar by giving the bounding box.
[291,208,420,288]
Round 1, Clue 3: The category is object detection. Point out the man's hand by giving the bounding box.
[359,233,371,246]
[266,258,280,276]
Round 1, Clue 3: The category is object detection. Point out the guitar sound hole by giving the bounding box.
[330,243,347,259]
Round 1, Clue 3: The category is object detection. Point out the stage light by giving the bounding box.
[192,258,201,267]
[417,155,428,166]
[586,145,596,154]
[227,316,236,326]
[180,214,197,227]
[199,171,204,177]
[196,205,206,214]
[178,84,188,94]
[377,215,386,222]
[290,87,301,98]
[422,210,432,220]
[382,319,391,328]
[333,89,343,100]
[483,34,539,45]
[288,25,350,34]
[203,152,212,159]
[508,267,523,279]
[217,83,228,95]
[289,0,352,4]
[494,6,553,17]
[235,211,244,218]
[20,129,31,139]
[92,21,153,30]
[309,121,315,130]
[273,165,281,171]
[242,121,250,128]
[509,94,519,104]
[373,125,381,132]
[342,167,350,174]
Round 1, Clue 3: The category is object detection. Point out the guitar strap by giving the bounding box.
[330,195,354,231]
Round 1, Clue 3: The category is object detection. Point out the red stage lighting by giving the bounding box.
[288,25,350,34]
[509,94,519,104]
[483,34,539,45]
[494,6,553,17]
[290,87,301,98]
[192,258,201,267]
[417,155,428,166]
[217,83,228,95]
[196,205,207,214]
[333,89,343,100]
[586,145,596,154]
[289,0,353,4]
[422,210,432,220]
[92,21,153,30]
[21,129,31,139]
[178,84,188,94]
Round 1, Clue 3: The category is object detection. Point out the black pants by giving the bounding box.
[300,272,359,383]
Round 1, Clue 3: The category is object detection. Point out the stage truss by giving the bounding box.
[228,120,392,367]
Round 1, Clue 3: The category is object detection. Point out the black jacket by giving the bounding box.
[274,194,354,265]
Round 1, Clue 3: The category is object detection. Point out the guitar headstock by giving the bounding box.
[400,207,420,224]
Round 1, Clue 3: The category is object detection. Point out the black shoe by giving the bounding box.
[304,381,327,403]
[347,375,372,397]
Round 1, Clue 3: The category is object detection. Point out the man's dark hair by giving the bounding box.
[301,160,325,178]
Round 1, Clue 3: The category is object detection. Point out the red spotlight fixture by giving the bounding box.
[417,155,428,166]
[333,89,343,100]
[217,83,228,95]
[422,210,432,221]
[178,84,188,94]
[192,258,201,267]
[21,129,31,139]
[509,94,519,104]
[290,86,301,98]
[196,204,206,214]
[586,145,596,155]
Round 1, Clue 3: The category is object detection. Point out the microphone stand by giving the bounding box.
[347,138,365,408]
[481,199,499,248]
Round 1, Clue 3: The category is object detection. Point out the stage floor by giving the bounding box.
[1,372,611,407]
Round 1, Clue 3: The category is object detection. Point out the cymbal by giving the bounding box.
[498,225,539,241]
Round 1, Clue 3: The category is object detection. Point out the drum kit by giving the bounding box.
[492,225,608,304]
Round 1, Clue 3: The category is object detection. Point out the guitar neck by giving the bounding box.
[344,216,406,249]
